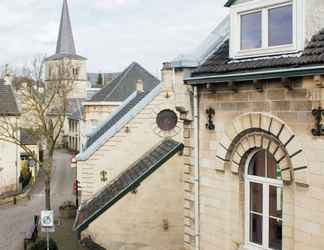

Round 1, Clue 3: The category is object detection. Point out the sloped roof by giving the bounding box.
[77,84,161,161]
[0,80,20,116]
[67,98,84,115]
[89,62,160,102]
[192,29,324,77]
[73,139,184,232]
[87,73,120,87]
[172,16,229,68]
[20,129,39,145]
[85,91,146,149]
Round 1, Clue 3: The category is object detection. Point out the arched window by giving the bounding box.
[245,149,283,250]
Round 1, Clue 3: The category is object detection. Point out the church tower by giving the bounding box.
[45,0,89,99]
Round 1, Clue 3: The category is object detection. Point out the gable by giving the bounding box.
[89,62,160,103]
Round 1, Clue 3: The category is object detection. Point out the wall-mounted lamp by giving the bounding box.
[311,106,324,136]
[205,108,215,130]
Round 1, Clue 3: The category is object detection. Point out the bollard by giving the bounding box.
[13,196,17,205]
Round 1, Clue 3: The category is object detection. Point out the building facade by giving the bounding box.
[180,0,324,250]
[0,80,21,195]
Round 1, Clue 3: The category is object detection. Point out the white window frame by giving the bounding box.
[230,0,305,58]
[244,149,283,250]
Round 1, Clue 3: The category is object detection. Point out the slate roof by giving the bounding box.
[192,29,324,77]
[77,84,161,161]
[67,98,84,115]
[87,73,120,87]
[73,139,184,232]
[85,91,147,149]
[89,62,160,102]
[0,81,20,116]
[20,129,39,145]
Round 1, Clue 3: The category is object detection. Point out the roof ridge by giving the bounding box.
[130,61,160,82]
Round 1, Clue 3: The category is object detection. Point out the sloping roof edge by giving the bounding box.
[224,0,236,7]
[73,139,184,232]
[185,65,324,85]
[76,84,162,161]
[171,16,230,68]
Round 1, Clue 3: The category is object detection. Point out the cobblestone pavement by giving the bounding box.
[0,150,75,250]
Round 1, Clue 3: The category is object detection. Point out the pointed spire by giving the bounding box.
[56,0,76,55]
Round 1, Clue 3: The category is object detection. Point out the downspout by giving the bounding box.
[193,86,200,250]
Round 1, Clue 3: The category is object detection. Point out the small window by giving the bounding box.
[156,110,178,131]
[269,5,293,46]
[241,11,262,50]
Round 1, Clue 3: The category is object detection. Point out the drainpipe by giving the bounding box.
[193,85,200,250]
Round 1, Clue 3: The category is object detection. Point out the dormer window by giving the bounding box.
[241,11,262,50]
[268,5,293,46]
[230,0,304,58]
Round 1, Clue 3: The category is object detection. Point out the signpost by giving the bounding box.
[41,210,55,250]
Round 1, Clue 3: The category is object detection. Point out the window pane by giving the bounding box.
[269,218,282,250]
[267,153,281,180]
[269,186,283,219]
[241,11,262,49]
[248,150,266,177]
[250,213,263,245]
[250,182,263,213]
[269,5,293,46]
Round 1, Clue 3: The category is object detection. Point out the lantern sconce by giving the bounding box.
[206,108,215,131]
[311,106,324,136]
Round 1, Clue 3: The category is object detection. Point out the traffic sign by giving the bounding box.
[41,210,54,228]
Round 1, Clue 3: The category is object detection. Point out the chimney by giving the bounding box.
[136,79,144,92]
[3,64,12,85]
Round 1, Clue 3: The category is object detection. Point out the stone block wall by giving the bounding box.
[183,77,324,250]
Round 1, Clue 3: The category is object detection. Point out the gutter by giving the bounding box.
[193,86,200,250]
[185,65,324,85]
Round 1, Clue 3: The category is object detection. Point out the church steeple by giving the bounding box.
[56,0,76,55]
[46,0,86,61]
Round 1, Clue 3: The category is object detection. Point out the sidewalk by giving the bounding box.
[40,217,80,250]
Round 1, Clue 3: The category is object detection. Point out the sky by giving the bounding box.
[0,0,228,76]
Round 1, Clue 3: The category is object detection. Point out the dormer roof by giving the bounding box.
[187,28,324,82]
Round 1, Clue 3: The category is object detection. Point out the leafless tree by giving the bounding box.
[0,56,77,209]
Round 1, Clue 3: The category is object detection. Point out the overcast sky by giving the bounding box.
[0,0,228,76]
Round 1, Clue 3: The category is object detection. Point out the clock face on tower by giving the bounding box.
[156,109,178,131]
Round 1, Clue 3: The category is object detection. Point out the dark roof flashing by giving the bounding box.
[192,28,324,78]
[73,139,184,232]
[224,0,236,7]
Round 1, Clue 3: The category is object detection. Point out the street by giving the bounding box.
[0,150,75,250]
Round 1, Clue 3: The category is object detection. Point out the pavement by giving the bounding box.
[0,150,78,250]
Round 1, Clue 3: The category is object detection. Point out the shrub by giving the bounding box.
[29,238,58,250]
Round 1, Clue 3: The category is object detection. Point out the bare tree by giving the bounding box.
[0,56,77,209]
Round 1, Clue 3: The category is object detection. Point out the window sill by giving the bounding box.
[239,244,267,250]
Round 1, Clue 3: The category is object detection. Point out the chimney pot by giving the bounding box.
[136,79,144,92]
